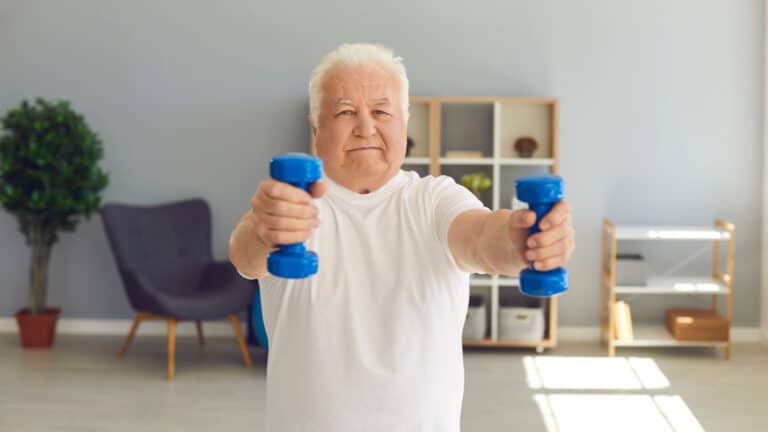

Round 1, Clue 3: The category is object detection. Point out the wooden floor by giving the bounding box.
[1,333,767,431]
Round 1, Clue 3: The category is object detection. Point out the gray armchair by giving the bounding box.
[100,198,255,380]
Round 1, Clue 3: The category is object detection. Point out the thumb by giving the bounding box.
[309,180,328,199]
[508,209,536,229]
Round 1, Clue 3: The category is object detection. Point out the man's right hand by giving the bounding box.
[229,179,328,279]
[249,179,328,248]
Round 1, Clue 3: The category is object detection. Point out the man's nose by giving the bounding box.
[354,112,377,137]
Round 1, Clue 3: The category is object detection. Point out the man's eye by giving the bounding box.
[374,110,390,116]
[336,110,355,117]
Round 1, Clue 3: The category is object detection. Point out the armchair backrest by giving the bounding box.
[101,199,213,296]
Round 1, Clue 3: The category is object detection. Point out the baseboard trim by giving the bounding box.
[0,319,762,343]
[0,317,243,337]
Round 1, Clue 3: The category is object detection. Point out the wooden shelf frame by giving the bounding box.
[600,218,735,359]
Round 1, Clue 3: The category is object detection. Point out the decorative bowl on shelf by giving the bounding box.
[513,136,538,158]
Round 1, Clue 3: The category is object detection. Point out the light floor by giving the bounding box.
[1,333,767,432]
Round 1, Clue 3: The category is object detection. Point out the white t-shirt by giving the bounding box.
[258,170,486,432]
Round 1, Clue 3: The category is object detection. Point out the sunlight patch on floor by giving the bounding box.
[524,356,670,390]
[533,393,704,432]
[525,356,703,432]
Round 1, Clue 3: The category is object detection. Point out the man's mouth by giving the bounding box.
[348,147,381,152]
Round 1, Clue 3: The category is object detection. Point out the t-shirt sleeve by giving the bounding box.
[430,175,489,268]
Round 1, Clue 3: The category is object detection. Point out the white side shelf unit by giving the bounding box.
[600,219,735,359]
[403,96,560,350]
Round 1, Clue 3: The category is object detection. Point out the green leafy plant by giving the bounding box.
[460,172,492,198]
[0,98,109,314]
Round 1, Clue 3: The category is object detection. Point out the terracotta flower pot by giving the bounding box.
[15,307,61,349]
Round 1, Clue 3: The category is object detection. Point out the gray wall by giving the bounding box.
[0,0,763,326]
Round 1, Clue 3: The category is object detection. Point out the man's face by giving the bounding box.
[311,64,407,193]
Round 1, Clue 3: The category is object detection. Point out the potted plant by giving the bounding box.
[0,98,109,348]
[459,172,492,199]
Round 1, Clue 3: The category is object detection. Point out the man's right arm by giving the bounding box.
[228,179,327,280]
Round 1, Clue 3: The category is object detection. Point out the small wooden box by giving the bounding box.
[666,308,729,341]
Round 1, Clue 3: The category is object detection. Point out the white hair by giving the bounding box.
[308,43,410,127]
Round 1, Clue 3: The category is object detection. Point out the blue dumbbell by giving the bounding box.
[266,153,323,279]
[515,174,569,297]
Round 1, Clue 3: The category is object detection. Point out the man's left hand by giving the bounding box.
[522,200,575,271]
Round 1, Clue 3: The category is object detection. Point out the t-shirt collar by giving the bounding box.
[323,170,407,205]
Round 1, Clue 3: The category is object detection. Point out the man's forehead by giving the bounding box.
[324,67,398,97]
[328,76,391,91]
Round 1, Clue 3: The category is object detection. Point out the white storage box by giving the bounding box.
[463,295,487,340]
[498,306,545,341]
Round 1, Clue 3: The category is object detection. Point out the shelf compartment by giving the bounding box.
[440,164,493,209]
[612,325,728,348]
[614,277,729,295]
[406,101,430,158]
[614,226,731,241]
[499,165,551,210]
[497,101,554,159]
[440,157,494,165]
[440,103,494,158]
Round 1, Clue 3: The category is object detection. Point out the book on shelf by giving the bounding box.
[445,151,484,158]
[613,301,634,341]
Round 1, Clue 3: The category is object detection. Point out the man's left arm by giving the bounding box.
[447,201,575,276]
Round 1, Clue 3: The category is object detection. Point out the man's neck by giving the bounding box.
[327,172,397,194]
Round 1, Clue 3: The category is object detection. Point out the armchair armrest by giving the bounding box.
[202,261,239,284]
[200,261,256,295]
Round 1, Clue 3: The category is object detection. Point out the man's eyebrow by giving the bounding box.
[335,98,354,107]
[371,98,391,105]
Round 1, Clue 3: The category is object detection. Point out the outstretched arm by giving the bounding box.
[447,201,574,276]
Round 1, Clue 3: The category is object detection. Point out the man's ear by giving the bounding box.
[308,115,318,138]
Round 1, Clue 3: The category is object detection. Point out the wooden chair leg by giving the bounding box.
[118,312,152,358]
[195,321,205,347]
[228,314,253,368]
[167,318,177,381]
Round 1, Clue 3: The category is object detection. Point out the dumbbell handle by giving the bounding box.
[266,153,322,279]
[515,173,568,297]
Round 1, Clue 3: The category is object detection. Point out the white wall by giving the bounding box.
[0,0,763,326]
[763,0,768,342]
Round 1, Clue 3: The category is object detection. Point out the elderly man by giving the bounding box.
[229,43,574,431]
